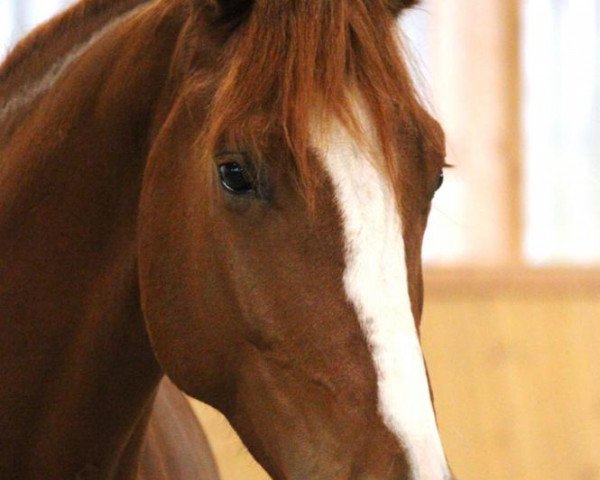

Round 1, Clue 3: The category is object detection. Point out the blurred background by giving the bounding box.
[2,0,599,479]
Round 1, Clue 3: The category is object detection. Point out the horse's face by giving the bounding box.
[139,1,451,478]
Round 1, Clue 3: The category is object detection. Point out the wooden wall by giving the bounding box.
[191,268,600,480]
[422,268,600,480]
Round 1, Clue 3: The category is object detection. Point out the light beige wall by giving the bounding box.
[192,269,600,480]
[423,269,600,480]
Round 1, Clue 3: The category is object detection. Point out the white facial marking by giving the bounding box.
[316,108,450,480]
[0,4,148,123]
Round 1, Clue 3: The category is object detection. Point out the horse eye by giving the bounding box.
[435,171,444,192]
[218,162,254,194]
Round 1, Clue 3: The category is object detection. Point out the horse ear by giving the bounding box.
[387,0,420,15]
[203,0,254,27]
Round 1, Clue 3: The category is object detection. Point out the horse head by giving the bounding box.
[138,1,451,478]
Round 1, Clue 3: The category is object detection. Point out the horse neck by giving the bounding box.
[0,0,151,135]
[0,3,187,478]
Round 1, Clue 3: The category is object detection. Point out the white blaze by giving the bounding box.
[316,112,450,480]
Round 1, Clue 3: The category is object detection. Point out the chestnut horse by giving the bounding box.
[0,0,452,479]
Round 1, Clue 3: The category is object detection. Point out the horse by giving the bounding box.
[0,0,452,478]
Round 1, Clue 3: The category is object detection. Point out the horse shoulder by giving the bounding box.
[139,378,220,480]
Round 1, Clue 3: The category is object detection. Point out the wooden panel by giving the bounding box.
[191,272,600,479]
[422,275,600,480]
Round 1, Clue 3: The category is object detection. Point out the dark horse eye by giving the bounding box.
[435,171,444,192]
[218,162,254,194]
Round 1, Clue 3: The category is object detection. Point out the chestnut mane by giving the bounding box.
[200,0,443,202]
[0,0,149,82]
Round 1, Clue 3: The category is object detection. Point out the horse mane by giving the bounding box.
[0,0,149,82]
[199,0,443,204]
[1,0,441,205]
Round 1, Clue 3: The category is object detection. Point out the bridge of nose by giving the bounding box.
[313,107,450,480]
